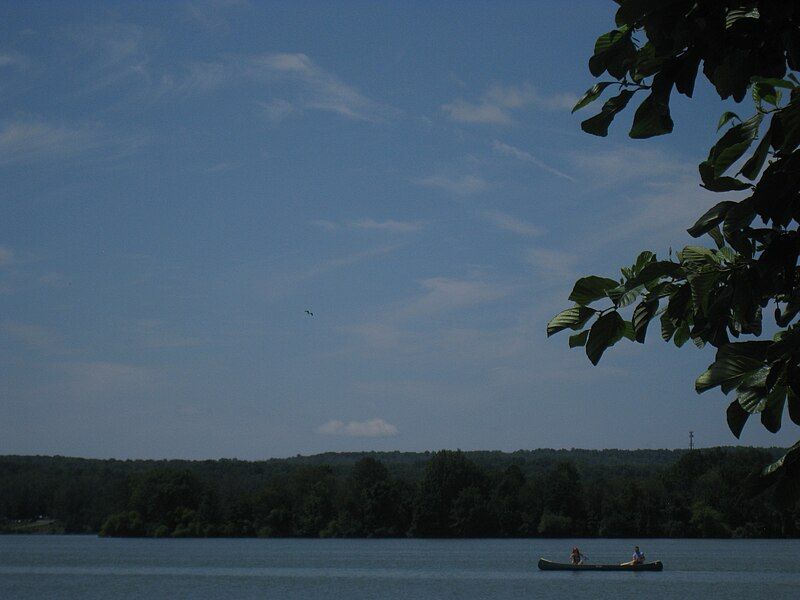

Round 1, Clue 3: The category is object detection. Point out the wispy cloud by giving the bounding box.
[64,22,152,94]
[255,242,404,301]
[0,246,14,266]
[443,83,575,124]
[258,98,296,123]
[492,139,576,181]
[415,174,489,196]
[0,52,30,70]
[314,218,426,233]
[310,219,339,231]
[58,361,158,395]
[483,210,543,236]
[317,418,398,437]
[525,247,580,280]
[567,146,715,247]
[1,321,59,351]
[401,277,510,318]
[0,120,146,166]
[181,53,397,121]
[350,218,425,233]
[344,275,513,357]
[184,0,249,32]
[568,146,688,188]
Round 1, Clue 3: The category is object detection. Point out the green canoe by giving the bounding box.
[538,558,663,571]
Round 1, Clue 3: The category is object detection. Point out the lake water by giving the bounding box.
[1,536,799,599]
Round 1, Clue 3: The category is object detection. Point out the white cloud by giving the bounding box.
[567,146,720,248]
[399,277,510,319]
[415,174,489,195]
[492,139,576,181]
[312,219,426,233]
[568,146,689,188]
[0,121,146,166]
[443,83,575,124]
[181,53,397,121]
[184,0,249,31]
[258,98,296,123]
[483,210,543,236]
[317,418,399,437]
[64,22,152,93]
[0,52,30,70]
[349,219,425,233]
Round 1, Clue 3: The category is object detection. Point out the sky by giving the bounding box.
[2,1,797,460]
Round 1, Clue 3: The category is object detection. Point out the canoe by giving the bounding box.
[538,558,663,571]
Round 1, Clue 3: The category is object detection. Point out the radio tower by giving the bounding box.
[689,431,694,451]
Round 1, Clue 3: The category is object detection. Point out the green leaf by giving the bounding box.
[735,368,769,412]
[586,311,625,365]
[572,82,615,113]
[752,81,779,107]
[632,299,658,343]
[568,330,589,348]
[547,306,596,337]
[687,269,719,312]
[687,201,736,238]
[626,260,683,287]
[592,26,630,58]
[580,90,636,137]
[700,175,752,192]
[632,251,655,275]
[568,276,620,306]
[739,128,772,180]
[629,91,673,139]
[608,284,643,308]
[673,323,690,347]
[660,314,676,342]
[760,385,786,433]
[761,440,800,479]
[722,199,756,247]
[788,389,800,426]
[725,7,759,29]
[717,111,740,131]
[588,26,634,79]
[707,113,763,177]
[775,99,800,153]
[621,320,635,341]
[750,77,796,90]
[678,246,718,267]
[708,226,725,249]
[716,246,737,262]
[695,342,770,393]
[726,399,749,438]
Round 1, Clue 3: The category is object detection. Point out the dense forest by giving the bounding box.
[1,448,797,538]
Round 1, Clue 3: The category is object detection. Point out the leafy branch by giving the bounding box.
[550,0,800,505]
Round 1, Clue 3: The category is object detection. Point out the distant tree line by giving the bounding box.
[1,448,797,538]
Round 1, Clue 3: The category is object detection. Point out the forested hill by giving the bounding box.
[1,447,794,539]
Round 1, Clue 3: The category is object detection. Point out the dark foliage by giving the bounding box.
[1,448,797,538]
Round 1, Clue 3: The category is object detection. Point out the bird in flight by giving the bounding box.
[305,310,314,317]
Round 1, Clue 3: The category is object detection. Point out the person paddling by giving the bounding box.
[621,545,645,566]
[569,547,587,565]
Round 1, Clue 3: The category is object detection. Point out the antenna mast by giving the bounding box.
[689,431,694,451]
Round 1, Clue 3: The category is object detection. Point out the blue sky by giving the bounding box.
[2,1,796,459]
